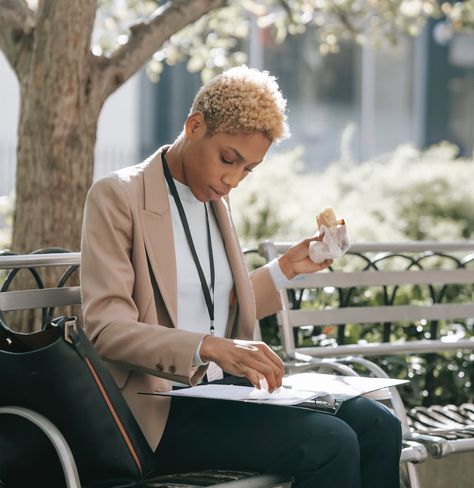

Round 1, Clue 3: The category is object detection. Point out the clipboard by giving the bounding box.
[139,372,408,415]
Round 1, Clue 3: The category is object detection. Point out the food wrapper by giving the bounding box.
[309,223,351,263]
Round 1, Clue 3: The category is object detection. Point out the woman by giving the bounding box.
[80,66,401,487]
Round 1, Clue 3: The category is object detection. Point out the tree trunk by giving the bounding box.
[5,1,98,332]
[12,82,98,253]
[11,0,98,253]
[8,72,99,332]
[8,74,98,331]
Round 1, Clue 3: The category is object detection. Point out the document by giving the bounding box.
[158,383,325,406]
[282,373,407,401]
[142,372,408,414]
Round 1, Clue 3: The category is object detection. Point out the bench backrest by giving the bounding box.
[258,241,474,358]
[0,252,81,321]
[3,244,474,359]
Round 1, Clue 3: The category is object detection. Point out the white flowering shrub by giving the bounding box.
[232,142,474,246]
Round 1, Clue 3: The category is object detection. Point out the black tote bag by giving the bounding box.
[0,316,156,487]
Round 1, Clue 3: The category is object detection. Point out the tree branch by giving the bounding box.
[27,1,98,118]
[96,0,227,102]
[335,9,359,37]
[0,0,35,76]
[278,0,294,24]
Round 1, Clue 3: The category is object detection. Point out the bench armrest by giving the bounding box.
[0,406,81,488]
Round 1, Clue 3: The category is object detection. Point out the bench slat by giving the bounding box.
[287,303,474,327]
[288,269,474,288]
[0,253,80,269]
[0,287,82,311]
[298,338,474,357]
[263,241,474,254]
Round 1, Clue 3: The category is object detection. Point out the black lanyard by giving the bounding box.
[162,152,215,336]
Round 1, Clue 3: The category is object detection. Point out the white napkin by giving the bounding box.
[309,224,351,263]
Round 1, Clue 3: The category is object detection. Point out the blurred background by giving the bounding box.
[1,6,473,246]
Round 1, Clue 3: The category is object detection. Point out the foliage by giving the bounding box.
[93,0,474,82]
[231,142,474,246]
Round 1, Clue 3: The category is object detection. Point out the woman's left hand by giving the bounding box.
[278,236,332,280]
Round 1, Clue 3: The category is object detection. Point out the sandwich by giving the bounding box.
[316,207,345,229]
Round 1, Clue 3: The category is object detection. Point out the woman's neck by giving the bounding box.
[164,136,187,185]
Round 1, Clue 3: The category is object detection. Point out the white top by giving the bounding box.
[167,178,234,342]
[167,178,290,378]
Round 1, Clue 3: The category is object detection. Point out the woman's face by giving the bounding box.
[181,115,272,202]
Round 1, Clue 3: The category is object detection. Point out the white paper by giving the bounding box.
[282,373,407,401]
[158,384,327,406]
[362,388,392,400]
[152,373,407,406]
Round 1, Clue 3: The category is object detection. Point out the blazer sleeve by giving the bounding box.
[80,176,208,386]
[250,265,283,320]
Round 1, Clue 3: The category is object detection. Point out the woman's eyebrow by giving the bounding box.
[226,147,245,161]
[226,147,263,164]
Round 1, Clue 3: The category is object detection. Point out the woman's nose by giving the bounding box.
[222,169,242,189]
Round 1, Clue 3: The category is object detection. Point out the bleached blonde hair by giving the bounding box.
[190,65,290,143]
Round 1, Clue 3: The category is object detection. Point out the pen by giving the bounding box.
[282,385,330,396]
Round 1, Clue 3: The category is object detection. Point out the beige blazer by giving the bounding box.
[80,147,283,449]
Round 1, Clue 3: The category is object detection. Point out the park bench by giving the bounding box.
[0,248,432,488]
[257,240,474,488]
[0,250,293,488]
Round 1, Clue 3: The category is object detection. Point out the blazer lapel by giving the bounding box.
[139,154,253,335]
[140,149,178,328]
[212,198,255,337]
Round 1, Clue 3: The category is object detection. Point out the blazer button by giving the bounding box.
[168,365,176,373]
[155,363,164,372]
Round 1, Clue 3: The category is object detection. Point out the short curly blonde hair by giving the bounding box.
[190,65,289,143]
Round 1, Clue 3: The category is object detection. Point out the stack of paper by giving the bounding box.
[160,383,323,406]
[146,372,407,413]
[282,373,407,401]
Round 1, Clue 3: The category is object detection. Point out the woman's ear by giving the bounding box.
[184,112,206,139]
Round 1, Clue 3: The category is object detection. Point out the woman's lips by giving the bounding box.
[209,187,226,199]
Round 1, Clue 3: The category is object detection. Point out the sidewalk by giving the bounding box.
[418,452,474,487]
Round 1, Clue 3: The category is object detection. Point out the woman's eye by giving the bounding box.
[220,156,233,164]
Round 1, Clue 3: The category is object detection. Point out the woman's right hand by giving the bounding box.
[200,336,284,392]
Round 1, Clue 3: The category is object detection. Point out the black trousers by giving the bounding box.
[154,379,402,488]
